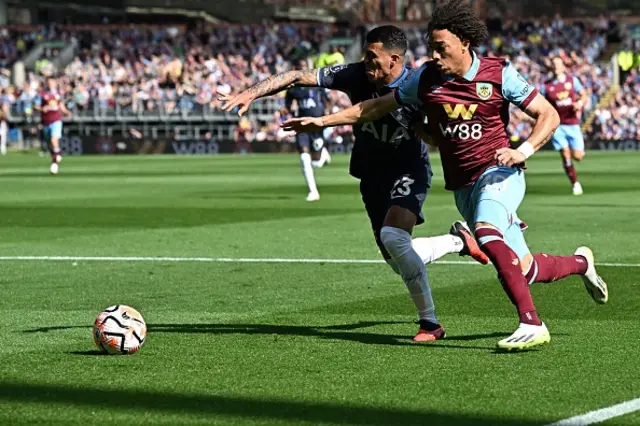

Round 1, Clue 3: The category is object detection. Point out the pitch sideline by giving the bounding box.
[546,397,640,425]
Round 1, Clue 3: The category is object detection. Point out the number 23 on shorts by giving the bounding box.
[391,176,415,198]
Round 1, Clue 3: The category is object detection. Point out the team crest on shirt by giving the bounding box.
[476,83,493,100]
[564,82,572,90]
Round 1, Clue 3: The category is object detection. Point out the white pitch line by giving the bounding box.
[0,256,636,267]
[546,397,640,426]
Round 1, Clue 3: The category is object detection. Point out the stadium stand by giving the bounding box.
[1,4,638,152]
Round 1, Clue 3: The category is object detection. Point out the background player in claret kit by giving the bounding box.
[35,76,72,175]
[541,56,589,195]
[282,0,609,351]
[283,59,332,201]
[220,25,490,342]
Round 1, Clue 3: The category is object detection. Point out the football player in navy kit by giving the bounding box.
[284,59,332,201]
[220,26,488,342]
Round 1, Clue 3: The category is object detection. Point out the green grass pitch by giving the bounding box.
[0,151,638,425]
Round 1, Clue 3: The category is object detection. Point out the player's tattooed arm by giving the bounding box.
[248,70,318,98]
[220,70,318,116]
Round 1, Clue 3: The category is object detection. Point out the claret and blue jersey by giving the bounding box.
[392,51,542,258]
[540,74,585,151]
[393,52,538,190]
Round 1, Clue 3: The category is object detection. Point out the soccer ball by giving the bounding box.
[93,305,147,355]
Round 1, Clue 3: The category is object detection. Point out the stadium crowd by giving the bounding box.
[3,23,336,113]
[1,15,638,146]
[589,68,640,140]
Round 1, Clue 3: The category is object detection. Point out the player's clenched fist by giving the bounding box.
[281,117,324,133]
[495,147,526,167]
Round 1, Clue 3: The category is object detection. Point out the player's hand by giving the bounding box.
[573,101,584,113]
[218,90,254,116]
[281,117,324,133]
[495,147,526,167]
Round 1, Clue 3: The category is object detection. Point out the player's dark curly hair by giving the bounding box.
[427,0,488,47]
[365,25,407,55]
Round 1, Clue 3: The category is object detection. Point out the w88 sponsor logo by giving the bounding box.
[438,122,483,140]
[439,103,483,140]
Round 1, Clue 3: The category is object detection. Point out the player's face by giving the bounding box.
[47,79,57,91]
[363,42,400,84]
[552,58,566,76]
[428,29,470,77]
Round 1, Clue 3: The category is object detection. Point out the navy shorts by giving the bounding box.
[360,170,429,247]
[296,133,324,153]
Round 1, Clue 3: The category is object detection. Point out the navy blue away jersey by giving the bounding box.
[316,62,431,183]
[285,87,328,118]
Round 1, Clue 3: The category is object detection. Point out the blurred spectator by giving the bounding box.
[234,116,254,154]
[591,68,640,140]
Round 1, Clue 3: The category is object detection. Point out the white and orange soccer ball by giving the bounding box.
[93,305,147,355]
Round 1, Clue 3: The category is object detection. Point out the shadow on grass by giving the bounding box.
[148,322,502,351]
[23,325,88,333]
[0,381,544,425]
[24,322,507,351]
[69,350,106,356]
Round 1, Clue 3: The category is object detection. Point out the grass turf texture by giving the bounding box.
[0,152,638,425]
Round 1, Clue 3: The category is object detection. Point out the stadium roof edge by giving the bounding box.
[125,7,224,24]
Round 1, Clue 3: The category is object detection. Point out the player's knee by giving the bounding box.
[383,206,416,233]
[572,150,584,161]
[520,253,533,274]
[380,226,411,258]
[375,233,392,260]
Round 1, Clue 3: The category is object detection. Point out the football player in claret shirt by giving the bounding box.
[35,76,72,175]
[541,56,589,195]
[282,0,609,351]
[220,25,490,343]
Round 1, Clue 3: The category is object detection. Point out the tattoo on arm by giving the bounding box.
[247,70,318,99]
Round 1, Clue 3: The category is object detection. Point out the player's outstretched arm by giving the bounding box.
[219,70,319,116]
[282,92,399,133]
[495,94,560,167]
